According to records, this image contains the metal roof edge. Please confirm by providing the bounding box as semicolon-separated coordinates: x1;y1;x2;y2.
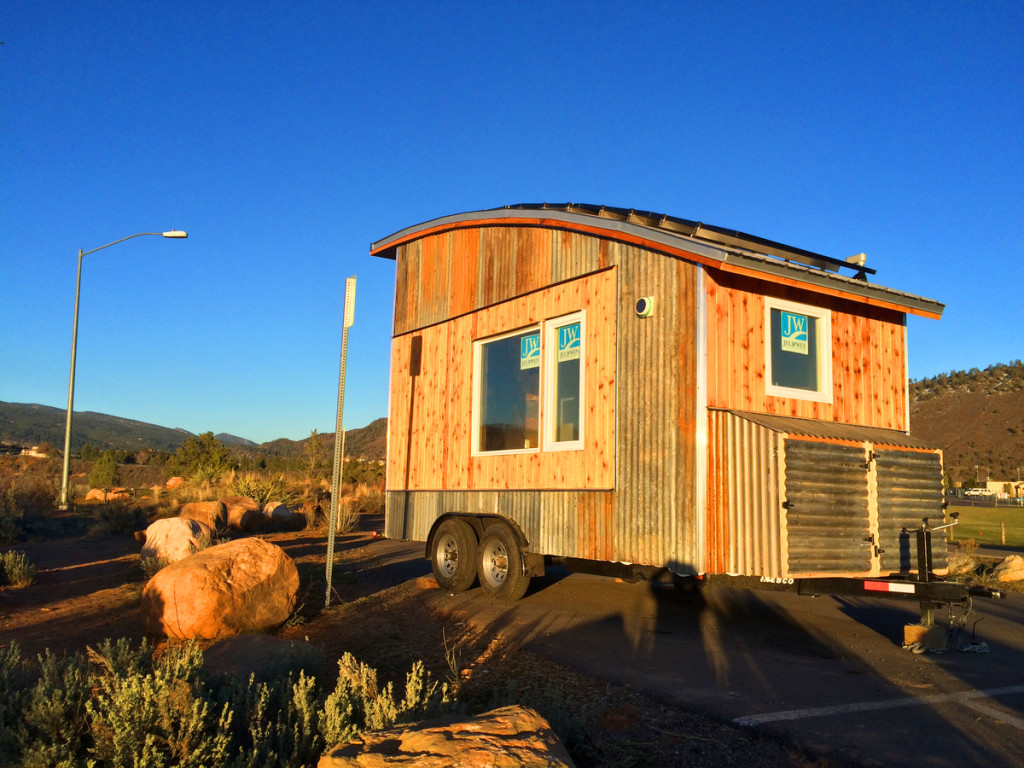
371;205;944;316
718;409;938;450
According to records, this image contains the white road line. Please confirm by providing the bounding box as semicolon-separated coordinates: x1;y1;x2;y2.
961;700;1024;731
733;685;1024;727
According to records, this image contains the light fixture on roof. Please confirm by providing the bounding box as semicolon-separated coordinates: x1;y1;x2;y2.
846;253;868;281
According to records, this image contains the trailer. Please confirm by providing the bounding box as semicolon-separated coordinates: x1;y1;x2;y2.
370;203;1002;644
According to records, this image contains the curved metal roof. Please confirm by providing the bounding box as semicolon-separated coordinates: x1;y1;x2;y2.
371;202;943;318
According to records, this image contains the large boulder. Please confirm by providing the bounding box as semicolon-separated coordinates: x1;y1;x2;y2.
318;705;576;768
138;517;212;564
223;495;264;531
166;476;185;490
264;501;304;530
180;500;228;530
85;487;132;502
141;537;299;640
993;555;1024;582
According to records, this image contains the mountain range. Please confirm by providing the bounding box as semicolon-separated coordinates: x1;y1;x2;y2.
0;401;387;461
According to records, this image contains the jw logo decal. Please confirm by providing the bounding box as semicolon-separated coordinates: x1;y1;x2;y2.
557;323;581;362
520;333;541;370
780;311;809;355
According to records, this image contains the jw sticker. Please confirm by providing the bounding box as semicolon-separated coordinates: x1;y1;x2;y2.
557;323;581;362
780;311;809;355
520;333;540;369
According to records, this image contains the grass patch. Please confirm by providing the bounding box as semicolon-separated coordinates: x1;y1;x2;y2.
948;505;1024;549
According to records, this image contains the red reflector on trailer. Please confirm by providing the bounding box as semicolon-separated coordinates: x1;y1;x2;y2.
864;581;916;594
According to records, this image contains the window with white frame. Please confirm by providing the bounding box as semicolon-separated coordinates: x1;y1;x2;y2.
544;312;584;450
472;312;585;455
764;298;832;403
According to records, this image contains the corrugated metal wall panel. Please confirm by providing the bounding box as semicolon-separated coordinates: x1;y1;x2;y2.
875;449;947;572
783;440;871;574
386;490;614;561
614;246;698;572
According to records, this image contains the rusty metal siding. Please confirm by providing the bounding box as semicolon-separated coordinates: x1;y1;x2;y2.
783;440;871;575
875;449;947;572
720;412;784;576
613;246;700;571
386;490;606;560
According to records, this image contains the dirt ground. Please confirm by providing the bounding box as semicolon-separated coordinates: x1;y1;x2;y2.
0;512;851;767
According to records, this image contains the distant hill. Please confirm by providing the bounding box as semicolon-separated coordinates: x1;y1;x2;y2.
0;401;192;453
0;401;387;461
909;361;1024;485
256;418;387;462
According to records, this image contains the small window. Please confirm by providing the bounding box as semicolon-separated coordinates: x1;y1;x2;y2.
765;298;832;403
544;312;585;450
473;327;541;453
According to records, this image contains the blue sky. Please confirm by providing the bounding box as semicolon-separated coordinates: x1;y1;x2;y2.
2;1;1021;444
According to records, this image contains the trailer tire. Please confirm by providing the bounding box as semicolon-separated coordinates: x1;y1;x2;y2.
431;518;478;593
477;524;530;601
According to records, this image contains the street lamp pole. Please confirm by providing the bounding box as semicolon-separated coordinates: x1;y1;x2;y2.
59;230;188;510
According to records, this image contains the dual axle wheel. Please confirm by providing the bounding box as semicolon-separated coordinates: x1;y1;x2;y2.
430;518;529;601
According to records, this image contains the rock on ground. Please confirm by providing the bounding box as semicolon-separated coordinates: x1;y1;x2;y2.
994;555;1024;582
265;501;305;530
138;517;212;564
223;495;264;531
141;537;299;640
180;500;228;530
318;705;576;768
85;487;131;501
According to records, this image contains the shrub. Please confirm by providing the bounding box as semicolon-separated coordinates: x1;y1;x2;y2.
88;452;121;488
0;486;22;544
89;501;148;537
230;473;295;510
0;639;455;768
0;550;37;587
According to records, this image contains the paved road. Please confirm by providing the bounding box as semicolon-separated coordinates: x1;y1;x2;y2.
405;555;1024;767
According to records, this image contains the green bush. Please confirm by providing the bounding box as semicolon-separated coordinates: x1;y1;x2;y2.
88;452;121;489
0;550;37;587
229;473;294;510
0;639;455;768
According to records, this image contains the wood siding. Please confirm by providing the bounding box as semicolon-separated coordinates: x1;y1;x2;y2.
388;269;617;491
704;269;908;430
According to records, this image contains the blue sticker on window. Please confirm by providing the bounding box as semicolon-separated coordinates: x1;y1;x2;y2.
520;333;540;369
557;323;581;362
779;311;808;355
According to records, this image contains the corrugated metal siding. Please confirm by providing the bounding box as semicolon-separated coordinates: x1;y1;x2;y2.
614;246;699;571
784;439;871;574
875;449;947;572
386;490;612;560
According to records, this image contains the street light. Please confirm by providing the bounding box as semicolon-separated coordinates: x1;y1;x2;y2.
59;230;189;510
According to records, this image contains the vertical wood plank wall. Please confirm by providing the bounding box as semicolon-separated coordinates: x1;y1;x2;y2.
388;269;617;490
703;269;908;430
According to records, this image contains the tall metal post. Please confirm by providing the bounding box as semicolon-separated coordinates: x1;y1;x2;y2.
59;250;85;510
326;276;356;608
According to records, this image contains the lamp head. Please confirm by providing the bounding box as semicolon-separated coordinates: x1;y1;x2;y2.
162;230;188;239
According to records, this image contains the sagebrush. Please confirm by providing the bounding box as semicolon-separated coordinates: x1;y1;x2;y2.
0;639;455;768
0;550;37;588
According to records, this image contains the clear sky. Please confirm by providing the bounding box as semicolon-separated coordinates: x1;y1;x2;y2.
2;1;1021;444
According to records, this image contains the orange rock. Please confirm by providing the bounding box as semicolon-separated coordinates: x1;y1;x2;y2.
223;495;264;531
141;537;299;640
318;705;576;768
180;500;227;530
139;517;212;565
166;476;185;489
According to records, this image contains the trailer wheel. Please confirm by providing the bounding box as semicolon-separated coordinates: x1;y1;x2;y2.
431;518;478;592
477;525;530;601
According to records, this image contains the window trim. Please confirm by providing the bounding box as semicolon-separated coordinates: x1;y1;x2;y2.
764;297;833;404
471;324;542;457
542;311;586;452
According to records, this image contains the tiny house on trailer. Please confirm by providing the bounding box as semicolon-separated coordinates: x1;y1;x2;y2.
370;203;998;618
